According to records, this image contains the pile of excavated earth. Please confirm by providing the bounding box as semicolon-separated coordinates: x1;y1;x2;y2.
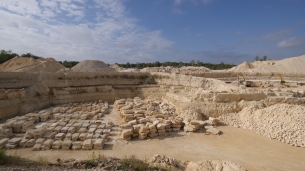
71;60;116;72
220;103;305;147
229;54;305;73
0;57;65;72
0;101;113;151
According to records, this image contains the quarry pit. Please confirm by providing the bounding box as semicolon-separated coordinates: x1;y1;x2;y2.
1;57;305;170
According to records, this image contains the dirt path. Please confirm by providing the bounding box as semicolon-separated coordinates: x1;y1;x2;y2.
7;106;305;171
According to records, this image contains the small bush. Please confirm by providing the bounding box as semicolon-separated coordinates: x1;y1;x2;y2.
37;155;49;166
10;151;22;165
0;147;6;162
84;152;104;167
137;74;149;80
119;155;149;171
152;74;170;80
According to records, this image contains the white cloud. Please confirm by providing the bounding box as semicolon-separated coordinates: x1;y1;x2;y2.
261;29;293;41
0;0;174;63
277;37;305;49
172;8;185;15
174;0;185;5
173;0;214;5
202;0;214;5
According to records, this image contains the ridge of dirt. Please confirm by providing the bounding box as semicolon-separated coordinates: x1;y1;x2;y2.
0;57;65;73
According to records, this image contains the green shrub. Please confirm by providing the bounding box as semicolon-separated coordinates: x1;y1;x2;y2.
119;155;149;171
84;152;103;167
0;147;6;162
37;155;49;166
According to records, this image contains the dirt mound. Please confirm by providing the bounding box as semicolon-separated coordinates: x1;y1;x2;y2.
229;54;305;73
110;64;121;71
220;103;305;147
228;61;254;72
185;160;247;171
71;60;116;72
0;57;65;72
252;54;305;73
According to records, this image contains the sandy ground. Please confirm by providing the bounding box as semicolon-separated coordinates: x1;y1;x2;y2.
7;106;305;171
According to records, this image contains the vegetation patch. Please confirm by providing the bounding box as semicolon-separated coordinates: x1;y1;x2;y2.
152;74;170;80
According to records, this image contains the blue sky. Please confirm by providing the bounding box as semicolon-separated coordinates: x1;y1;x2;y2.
0;0;304;64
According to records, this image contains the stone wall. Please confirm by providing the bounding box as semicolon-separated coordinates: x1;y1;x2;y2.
0;72;163;119
0;72;153;89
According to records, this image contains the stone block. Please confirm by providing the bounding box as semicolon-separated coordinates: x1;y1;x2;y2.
26;139;36;147
19;139;28;147
42;139;54;150
61;127;69;133
58;121;67;127
52;140;62;150
43;132;56;139
55;133;66;140
206;128;220;135
78;128;88;133
86;133;93;139
53;126;63;133
0;138;9;147
8;137;22;145
62;140;72;150
72;141;82;150
88;128;96;134
82;123;90;128
65;133;72;140
32;144;41;151
50;122;59;127
82;139;93;150
93;138;104;150
102;129;111;136
0;129;12;138
68;127;76;134
79;133;87;141
72;133;80;142
35;138;45;145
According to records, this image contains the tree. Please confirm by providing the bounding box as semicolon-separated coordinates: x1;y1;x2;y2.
255;56;259;61
263;56;267;61
190;60;195;66
0;49;19;64
126;62;130;68
21;53;41;59
154;61;161;67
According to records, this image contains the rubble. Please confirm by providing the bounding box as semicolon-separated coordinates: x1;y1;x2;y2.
220;103;305;147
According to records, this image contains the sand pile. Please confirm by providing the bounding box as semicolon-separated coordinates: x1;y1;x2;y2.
229;54;305;73
110;64;121;71
0;57;65;72
252;54;305;73
71;60;116;72
220;103;305;147
228;61;254;72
